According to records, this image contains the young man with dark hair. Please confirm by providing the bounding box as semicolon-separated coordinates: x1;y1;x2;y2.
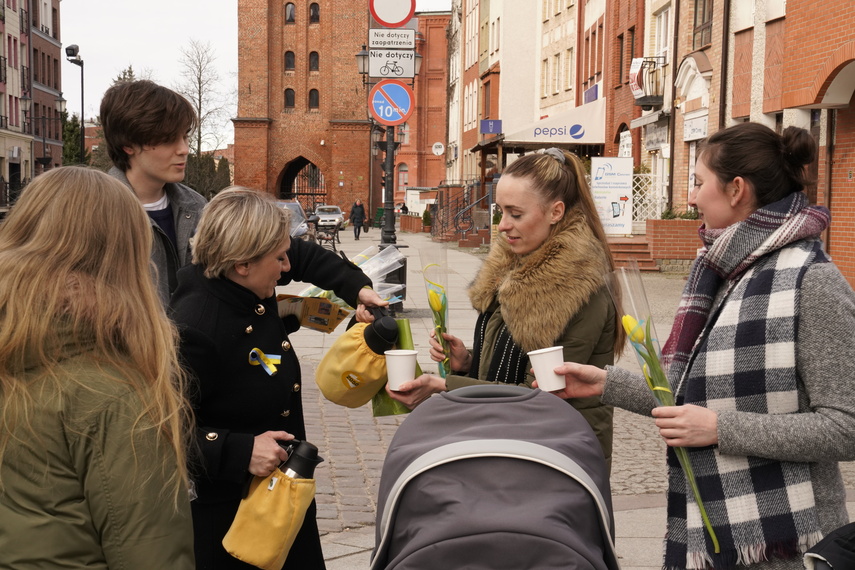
100;80;207;304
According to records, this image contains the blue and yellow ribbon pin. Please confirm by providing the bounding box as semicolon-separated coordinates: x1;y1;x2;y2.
248;348;281;376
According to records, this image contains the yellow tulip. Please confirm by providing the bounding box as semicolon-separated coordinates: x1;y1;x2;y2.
428;289;445;312
622;314;645;343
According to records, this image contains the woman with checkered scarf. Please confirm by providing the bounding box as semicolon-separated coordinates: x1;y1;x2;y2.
552;122;855;569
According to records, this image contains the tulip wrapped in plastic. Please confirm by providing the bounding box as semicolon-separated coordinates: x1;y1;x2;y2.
607;262;720;553
420;249;450;378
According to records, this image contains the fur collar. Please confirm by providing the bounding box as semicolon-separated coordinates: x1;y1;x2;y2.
468;209;610;353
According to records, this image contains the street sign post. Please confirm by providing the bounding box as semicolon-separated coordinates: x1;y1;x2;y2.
369;0;416;28
368;49;416;78
369;79;415;126
369;28;415;49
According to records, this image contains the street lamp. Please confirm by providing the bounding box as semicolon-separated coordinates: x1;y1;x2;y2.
22;94;68;171
65;44;84;163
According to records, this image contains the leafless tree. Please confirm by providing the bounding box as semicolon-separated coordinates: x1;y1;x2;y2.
175;39;230;156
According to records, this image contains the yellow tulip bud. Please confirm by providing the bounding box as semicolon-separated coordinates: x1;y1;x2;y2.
622;315;645;343
428;289;445;312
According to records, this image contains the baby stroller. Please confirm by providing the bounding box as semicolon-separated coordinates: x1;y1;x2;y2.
371;384;620;570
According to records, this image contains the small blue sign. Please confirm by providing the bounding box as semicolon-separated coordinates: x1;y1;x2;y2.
369;79;414;126
480;119;503;134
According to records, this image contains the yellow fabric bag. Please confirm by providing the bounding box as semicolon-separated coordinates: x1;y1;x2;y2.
314;321;390;408
222;469;316;570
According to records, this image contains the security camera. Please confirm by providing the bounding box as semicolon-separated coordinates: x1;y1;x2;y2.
65;45;79;58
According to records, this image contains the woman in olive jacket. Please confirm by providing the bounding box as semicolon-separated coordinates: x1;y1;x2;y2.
387;149;623;466
170;188;384;570
0;168;194;569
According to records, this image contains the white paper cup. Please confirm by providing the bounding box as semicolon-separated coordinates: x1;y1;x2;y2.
384;349;419;391
527;346;565;392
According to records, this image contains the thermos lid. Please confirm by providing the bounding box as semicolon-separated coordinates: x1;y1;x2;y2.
364;314;399;354
283;441;324;479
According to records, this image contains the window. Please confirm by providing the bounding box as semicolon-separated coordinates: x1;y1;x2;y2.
398;122;409;145
309;51;319;71
284;51;295;71
655;8;671;64
309;3;319;23
553;53;561;94
284;2;295;23
308;89;319;109
616;34;624;86
564;47;575;90
284;89;295;109
397;163;409;189
628;27;636;83
541;58;549;98
483;81;491;117
693;0;713;49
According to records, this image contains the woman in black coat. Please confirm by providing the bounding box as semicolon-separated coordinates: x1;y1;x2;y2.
349;199;366;240
170;189;385;570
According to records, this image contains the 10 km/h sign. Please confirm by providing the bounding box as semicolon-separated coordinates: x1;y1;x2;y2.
369;79;414;126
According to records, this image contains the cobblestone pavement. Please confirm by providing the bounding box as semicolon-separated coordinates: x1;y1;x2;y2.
281;228;854;569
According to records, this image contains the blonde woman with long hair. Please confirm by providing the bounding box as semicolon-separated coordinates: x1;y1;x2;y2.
0;167;195;568
387;148;624;468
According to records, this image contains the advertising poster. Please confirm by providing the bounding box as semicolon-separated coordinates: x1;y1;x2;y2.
591;157;633;235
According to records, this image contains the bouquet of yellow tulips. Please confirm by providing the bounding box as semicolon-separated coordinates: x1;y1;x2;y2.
421;250;450;378
607;262;720;553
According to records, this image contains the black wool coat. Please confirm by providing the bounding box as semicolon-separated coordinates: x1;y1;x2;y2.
170;238;370;570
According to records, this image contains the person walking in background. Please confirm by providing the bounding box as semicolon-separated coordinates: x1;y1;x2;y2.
553;123;855;569
400;202;409;215
0;167;195;568
170;188;386;569
100;79;207;305
350;198;366;240
387;148;624;467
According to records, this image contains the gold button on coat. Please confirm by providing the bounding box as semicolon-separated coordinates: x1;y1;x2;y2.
281;340;291;351
205;432;218;441
280;410;291;417
255;304;265;315
293;383;301;392
245;325;253;334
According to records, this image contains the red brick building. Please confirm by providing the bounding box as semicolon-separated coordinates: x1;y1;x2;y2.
233;1;449;218
392;13;450;207
605;0;644;161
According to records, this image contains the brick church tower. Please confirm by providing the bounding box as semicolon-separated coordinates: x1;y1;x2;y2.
234;0;372;212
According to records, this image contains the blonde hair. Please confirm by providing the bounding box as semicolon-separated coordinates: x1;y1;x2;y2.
192;187;291;278
0;167;191;501
502;150;625;353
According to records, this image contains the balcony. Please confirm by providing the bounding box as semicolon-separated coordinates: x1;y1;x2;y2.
630;57;666;111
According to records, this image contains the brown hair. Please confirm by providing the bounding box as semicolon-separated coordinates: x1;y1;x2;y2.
699;122;817;207
502;149;625;353
0;167;191;502
100;80;198;172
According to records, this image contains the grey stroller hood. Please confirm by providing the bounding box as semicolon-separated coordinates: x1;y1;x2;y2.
372;385;620;570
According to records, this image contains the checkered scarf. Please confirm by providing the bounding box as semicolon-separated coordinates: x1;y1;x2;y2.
661;192;830;569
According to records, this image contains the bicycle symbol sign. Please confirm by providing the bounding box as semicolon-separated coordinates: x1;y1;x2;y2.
368;79;414;126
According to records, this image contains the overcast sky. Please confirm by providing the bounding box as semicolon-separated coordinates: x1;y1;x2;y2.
60;0;452;149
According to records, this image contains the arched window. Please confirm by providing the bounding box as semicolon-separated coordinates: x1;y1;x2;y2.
284;51;295;71
309;3;320;23
397;163;409;189
284;3;295;23
309;52;319;71
308;89;319;109
284;89;295;109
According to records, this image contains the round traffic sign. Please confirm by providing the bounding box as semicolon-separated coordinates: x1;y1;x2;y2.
369;0;416;28
368;79;414;126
